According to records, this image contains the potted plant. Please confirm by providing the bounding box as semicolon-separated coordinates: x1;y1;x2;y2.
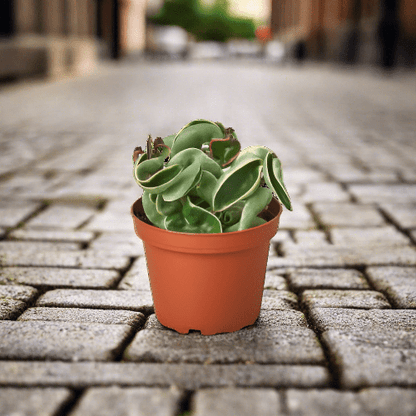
131;119;292;335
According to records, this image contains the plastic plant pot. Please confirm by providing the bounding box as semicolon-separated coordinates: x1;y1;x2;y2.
131;196;282;335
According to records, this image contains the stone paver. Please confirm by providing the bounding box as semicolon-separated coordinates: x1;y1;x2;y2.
0;60;416;411
0;201;42;227
286;388;416;416
261;289;299;310
0;250;130;270
287;268;369;291
0;361;330;389
268;245;416;268
118;256;150;291
25;204;96;229
0;388;74;416
366;266;416;308
309;308;416;332
322;329;416;388
348;184;416;204
312;202;386;227
70;386;183;416
18;307;146;329
380;203;416;229
0;240;81;252
0;321;134;361
36;289;154;313
192;388;280;416
9;228;95;243
124;327;325;365
330;226;411;246
301;289;391;310
0;267;120;289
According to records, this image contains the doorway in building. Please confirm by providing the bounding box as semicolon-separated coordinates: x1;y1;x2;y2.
96;0;120;59
0;0;14;37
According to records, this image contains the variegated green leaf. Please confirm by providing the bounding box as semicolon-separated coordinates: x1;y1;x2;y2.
137;164;183;194
182;196;222;233
142;191;166;229
170;120;224;157
195;170;218;204
162;162;202;202
238;186;272;231
263;152;292;211
156;194;182;216
212;155;263;212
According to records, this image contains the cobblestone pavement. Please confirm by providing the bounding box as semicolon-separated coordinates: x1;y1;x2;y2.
0;61;416;415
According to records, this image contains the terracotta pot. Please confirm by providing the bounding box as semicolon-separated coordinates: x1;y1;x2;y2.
131;196;282;335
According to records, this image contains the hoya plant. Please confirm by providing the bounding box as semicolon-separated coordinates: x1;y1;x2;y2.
132;119;292;233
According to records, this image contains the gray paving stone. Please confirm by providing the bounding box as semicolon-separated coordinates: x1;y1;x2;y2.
309;308;416;332
322;329;416;388
330;226;411;246
124;327;325;365
264;271;289;290
25;204;96;229
18;307;146;329
287;269;369;291
70;386;183;416
0;285;38;303
145;309;308;330
118;257;150;291
270;229;292;245
0;299;26;319
0;267;120;289
0;387;74;416
0;240;81;252
293;230;329;246
0;321;134;361
192;388;281;416
89;231;145;257
36;289;154;313
9;228;95;243
0;201;42;227
262;290;298;310
358;387;416;416
0;250;130;270
286;389;363;416
380;203;416;229
269;245;416;268
0;361;330;389
278;204;315;230
84;212;134;232
301;290;390;310
301;182;351;203
312;202;385;227
348;184;416;204
366;266;416;308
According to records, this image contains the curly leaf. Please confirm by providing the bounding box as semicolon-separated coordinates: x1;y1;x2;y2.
238;186;272;231
162;162;202;202
195;170;218;204
142;191;166;229
209;135;241;167
263;152;292;211
217;201;244;227
156;194;182;216
168;148;222;178
134;157;164;183
212;155;263;212
136;164;183;194
182;196;222;233
170;120;224;157
224;216;266;232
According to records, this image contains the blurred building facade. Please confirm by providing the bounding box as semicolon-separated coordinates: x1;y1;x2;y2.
271;0;416;67
0;0;147;81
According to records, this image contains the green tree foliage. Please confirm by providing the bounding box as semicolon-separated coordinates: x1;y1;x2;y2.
149;0;256;42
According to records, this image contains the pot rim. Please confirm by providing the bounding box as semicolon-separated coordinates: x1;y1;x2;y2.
131;195;283;253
